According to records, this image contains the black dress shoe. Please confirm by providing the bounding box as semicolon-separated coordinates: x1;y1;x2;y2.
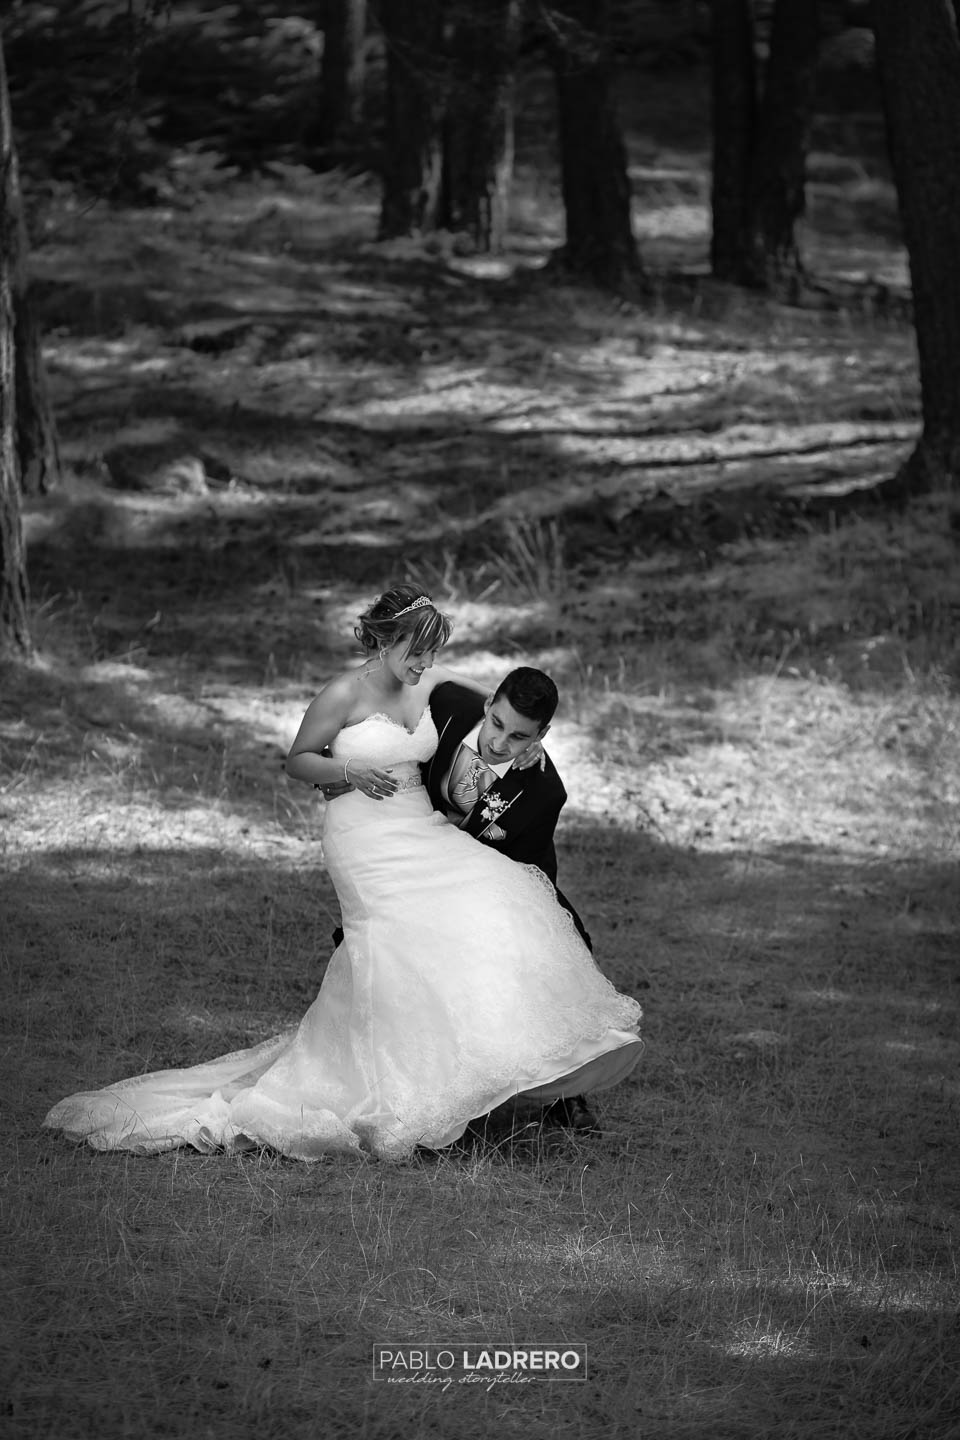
543;1095;601;1135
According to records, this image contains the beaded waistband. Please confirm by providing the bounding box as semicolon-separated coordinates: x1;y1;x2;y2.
389;772;424;793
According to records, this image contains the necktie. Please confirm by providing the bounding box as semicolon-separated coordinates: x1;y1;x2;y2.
449;744;494;815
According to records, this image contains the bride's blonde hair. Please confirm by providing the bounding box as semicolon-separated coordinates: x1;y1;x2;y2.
355;585;453;657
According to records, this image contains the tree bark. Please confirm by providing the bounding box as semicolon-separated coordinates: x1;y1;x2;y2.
549;0;643;290
440;0;521;252
710;0;756;281
744;0;819;292
317;0;367;146
1;26;59;496
377;0;446;238
15;281;59;496
711;0;819;294
874;0;960;494
0;36;31;658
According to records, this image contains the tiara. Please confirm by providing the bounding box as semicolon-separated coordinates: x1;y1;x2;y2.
393;595;433;618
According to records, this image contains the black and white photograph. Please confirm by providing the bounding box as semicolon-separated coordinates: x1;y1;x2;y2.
1;2;958;1436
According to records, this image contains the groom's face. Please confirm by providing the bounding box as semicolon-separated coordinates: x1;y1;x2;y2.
477;695;548;765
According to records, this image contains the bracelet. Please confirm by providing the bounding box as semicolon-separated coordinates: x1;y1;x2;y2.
315;759;352;792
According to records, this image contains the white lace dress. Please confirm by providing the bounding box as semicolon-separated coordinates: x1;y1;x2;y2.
44;711;642;1160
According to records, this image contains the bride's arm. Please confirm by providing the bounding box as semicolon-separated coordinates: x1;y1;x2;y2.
285;679;398;799
422;664;490;698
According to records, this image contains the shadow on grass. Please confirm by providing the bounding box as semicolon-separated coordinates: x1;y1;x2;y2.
3;824;956;1142
17;156;940;718
0;647;300;809
549;1288;959;1438
2;826;957;1438
2;807;957;1440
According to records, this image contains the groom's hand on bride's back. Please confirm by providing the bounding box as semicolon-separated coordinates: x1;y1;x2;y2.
319;780;353;799
318;745;355;800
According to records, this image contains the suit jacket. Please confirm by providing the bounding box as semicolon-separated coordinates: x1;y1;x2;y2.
423;682;591;947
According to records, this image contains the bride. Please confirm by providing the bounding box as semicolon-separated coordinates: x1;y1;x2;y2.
44;587;643;1160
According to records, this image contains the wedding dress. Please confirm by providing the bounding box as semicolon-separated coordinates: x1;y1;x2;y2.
44;711;642;1160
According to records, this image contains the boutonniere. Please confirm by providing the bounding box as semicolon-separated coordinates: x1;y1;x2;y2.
480;791;509;823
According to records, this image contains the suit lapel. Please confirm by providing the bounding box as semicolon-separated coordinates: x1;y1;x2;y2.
462;768;524;840
425;686;485;802
462;759;561;843
423;715;455;796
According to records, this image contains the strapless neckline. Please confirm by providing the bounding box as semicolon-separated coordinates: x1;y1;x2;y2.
345;709;431;738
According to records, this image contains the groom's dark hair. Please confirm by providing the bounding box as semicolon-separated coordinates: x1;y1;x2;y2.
493;668;558;730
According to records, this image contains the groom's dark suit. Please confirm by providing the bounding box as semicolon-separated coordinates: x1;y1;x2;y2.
423;682;591;949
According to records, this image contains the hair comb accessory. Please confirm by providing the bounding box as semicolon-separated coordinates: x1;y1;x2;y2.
393;595;433;618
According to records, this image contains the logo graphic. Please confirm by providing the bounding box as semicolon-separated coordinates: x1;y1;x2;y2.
372;1343;588;1387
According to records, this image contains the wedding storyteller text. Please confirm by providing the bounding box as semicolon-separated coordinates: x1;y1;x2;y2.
372;1344;588;1385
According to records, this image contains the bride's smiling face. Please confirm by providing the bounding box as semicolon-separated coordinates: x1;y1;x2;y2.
386;638;441;686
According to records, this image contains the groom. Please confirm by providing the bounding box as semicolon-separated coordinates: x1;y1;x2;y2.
424;667;591;950
425;667;599;1139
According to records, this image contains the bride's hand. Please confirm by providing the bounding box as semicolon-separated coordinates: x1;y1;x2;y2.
345;761;399;800
514;739;546;772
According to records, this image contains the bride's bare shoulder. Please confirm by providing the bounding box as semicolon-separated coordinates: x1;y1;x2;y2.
303;669;367;717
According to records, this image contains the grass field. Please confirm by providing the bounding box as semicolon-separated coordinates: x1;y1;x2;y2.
3;59;960;1439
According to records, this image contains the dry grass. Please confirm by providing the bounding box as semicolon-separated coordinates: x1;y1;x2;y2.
3;149;960;1437
4;541;958;1438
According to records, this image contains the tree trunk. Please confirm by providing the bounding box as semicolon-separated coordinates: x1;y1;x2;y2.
15;282;60;496
710;0;756;282
874;0;960;494
549;0;643;290
744;0;820;292
1;27;59;497
0;37;31;658
440;0;521;253
377;0;446;238
317;0;367;146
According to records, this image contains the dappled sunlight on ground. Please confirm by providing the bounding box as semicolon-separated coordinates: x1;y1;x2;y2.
5;90;960;1439
30;156;924;585
560;670;958;856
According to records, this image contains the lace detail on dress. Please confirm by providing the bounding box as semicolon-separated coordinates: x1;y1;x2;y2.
365;858;642;1153
331;709;438;766
347;710;432;737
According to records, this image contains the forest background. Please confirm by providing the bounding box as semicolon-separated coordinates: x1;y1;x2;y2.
1;2;958;1438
